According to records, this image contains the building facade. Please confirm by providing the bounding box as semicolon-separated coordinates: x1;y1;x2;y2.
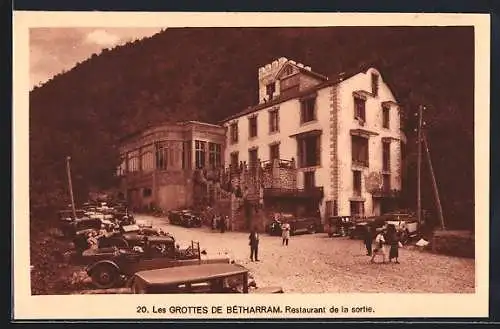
221;57;406;221
117;121;226;211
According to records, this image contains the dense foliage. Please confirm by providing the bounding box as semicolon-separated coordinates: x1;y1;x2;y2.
29;27;474;228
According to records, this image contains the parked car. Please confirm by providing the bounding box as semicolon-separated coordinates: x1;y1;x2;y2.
129;263;284;294
180;210;202;228
325;216;355;237
58;209;102;238
267;213;320;236
379;212;419;244
348;216;385;239
168;210;183;225
83;240;230;289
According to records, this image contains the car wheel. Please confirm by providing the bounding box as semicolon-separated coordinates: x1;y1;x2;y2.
91;263;120;289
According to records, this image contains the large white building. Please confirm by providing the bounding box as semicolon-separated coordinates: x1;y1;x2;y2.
221;57;406;220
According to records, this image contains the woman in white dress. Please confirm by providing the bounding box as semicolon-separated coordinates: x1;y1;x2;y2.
281;220;291;246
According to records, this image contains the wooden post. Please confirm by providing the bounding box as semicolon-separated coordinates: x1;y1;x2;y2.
66;156;77;219
416;105;423;226
423;133;446;230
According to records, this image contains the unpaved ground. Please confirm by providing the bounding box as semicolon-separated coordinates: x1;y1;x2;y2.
135;215;475;293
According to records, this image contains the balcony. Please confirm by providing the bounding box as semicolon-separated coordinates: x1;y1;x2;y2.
263;186;324;200
371;188;401;199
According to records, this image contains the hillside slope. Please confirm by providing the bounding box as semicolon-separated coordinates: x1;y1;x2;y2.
29;27;474;228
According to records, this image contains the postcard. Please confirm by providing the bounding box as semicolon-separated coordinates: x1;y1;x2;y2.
12;11;490;320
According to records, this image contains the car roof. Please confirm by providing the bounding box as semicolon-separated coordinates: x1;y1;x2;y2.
134;263;248;286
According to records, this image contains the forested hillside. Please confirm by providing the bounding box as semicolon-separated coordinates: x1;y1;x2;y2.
29;26;474;228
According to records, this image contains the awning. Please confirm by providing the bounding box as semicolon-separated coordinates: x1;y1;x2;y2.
289;129;322;139
350;128;379;138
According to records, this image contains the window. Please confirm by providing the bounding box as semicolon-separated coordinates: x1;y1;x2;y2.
230;152;239;168
182;141;191;170
383;174;391;192
266;83;275;100
350;201;365;217
371;73;379;96
248;116;258;138
143;188;152;197
382;141;391;172
351;135;369;167
248;148;259;167
353;170;362;196
117;157;126;176
195;140;206;169
269;108;279;133
304;171;316;190
326;200;338;217
141;151;154;172
382;105;390;128
155;142;168;170
283;65;293;76
208;142;222;168
298;134;321;168
269;143;280;161
354;97;366;122
230;122;238;143
300;97;316;123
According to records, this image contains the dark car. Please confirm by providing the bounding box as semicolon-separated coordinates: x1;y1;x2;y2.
83;241;231;289
168;210;183;225
325;216;355;237
129;263;284;294
180;211;202;228
101;224;175;249
348;216;386;239
267;213;320;236
59;209;102;237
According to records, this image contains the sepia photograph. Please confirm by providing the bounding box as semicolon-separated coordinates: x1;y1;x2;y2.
13;12;490;319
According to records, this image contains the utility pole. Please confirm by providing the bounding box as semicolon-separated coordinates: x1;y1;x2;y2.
66;156;77;219
416;105;424;227
423;133;446;230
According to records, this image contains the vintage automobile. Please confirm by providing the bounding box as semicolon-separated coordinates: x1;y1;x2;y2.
168;209;202;227
168;210;183;225
348;212;419;244
129;263;284;294
348;216;385;239
181;211;202;228
380;212;419;244
325;216;355;237
83;241;231;289
267;213;320;236
58;209;102;237
99;224;175;249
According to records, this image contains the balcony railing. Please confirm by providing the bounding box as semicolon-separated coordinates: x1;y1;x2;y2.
371;188;400;198
263;186;324;199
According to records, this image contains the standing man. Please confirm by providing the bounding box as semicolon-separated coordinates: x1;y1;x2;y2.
364;225;373;256
249;227;260;262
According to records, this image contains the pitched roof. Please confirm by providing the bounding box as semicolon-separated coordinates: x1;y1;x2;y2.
220;66;370;124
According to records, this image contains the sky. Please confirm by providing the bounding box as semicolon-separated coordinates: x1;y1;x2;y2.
29;27;164;89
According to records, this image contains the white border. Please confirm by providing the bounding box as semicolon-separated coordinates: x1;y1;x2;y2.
13;12;490;320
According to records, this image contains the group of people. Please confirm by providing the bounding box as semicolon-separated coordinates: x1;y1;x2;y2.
364;224;401;264
211;213;229;233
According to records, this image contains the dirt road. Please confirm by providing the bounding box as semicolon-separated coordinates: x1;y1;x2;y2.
139;214;475;293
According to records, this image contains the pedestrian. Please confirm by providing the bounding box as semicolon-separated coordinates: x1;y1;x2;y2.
387;224;401;264
370;228;387;264
363;225;373;256
281;220;291;246
249;227;260;262
220;214;226;233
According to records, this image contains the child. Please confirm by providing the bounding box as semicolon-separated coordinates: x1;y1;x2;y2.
387;224;400;264
370;228;387;264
